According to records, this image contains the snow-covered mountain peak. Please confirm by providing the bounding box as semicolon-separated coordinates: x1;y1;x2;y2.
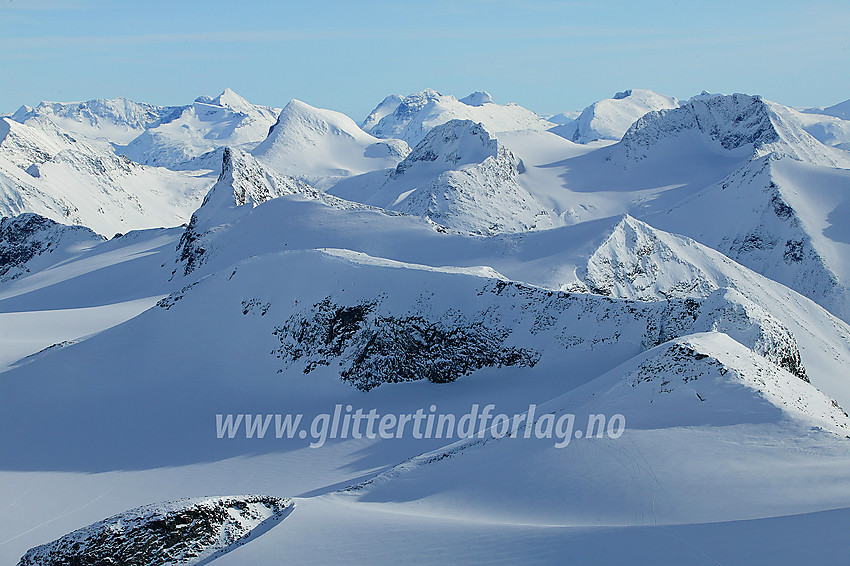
118;92;280;169
211;88;253;112
620;93;849;167
188;147;315;235
251;99;408;184
366;89;553;146
267;99;366;141
194;88;254;114
399;89;444;111
459;91;493;106
550;88;679;143
361;94;404;131
395;119;500;175
353;120;553;235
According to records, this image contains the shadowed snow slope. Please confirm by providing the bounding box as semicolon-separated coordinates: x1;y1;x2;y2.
344;332;850;528
652;155;850;322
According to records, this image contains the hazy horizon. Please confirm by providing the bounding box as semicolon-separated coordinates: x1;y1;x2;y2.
1;0;848;119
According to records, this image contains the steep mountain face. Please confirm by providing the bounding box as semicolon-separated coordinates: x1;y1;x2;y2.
0;117;210;236
330;120;552;235
0;213;104;283
269;264;808;390
365;89;554;146
17;495;291;566
620;93;850;168
189;148;316;232
11;96;180;146
361;94;404;131
575;215;850;405
119;89;280;169
177;147;323;274
652;156;850;323
550;89;679;143
252;99;409;186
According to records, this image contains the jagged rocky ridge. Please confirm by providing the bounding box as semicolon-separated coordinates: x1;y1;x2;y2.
17;495;291;566
203;250;813;390
176;147;317;274
175;148;392;275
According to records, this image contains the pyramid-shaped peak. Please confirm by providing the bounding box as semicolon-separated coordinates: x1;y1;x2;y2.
460;91;493;106
211;88;252;111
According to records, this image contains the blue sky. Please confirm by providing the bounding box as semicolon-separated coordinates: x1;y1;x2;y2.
1;0;848;119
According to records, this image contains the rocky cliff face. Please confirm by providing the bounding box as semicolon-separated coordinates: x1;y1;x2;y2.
17;495;292;566
374;120;553;234
620;93;849;168
0;213;103;282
